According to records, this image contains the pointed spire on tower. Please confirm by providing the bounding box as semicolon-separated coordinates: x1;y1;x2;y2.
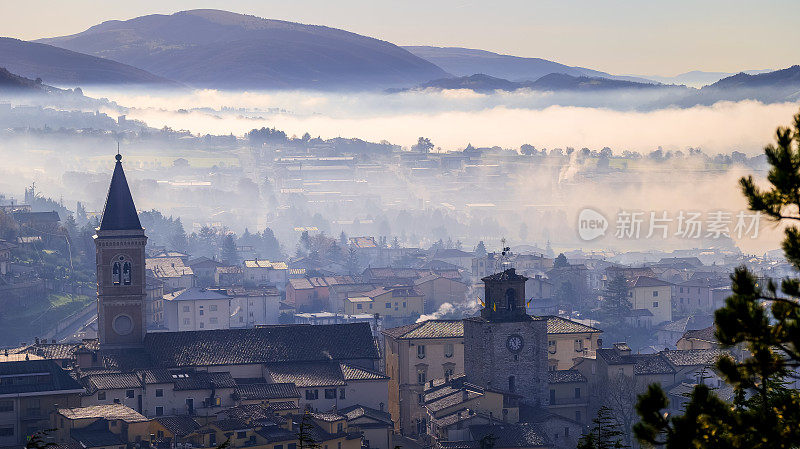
99;152;142;231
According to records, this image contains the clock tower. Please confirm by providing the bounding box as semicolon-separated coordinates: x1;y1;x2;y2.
463;268;548;405
95;153;147;349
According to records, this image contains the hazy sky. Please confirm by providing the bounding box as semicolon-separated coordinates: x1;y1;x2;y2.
1;0;798;75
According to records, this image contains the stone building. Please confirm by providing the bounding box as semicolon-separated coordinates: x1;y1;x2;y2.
463;268;548;406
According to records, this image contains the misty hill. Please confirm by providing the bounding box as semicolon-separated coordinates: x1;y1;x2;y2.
0;66;45;91
698;65;800;103
638;69;774;88
38;9;449;90
0;38;175;87
403;46;653;84
398;73;674;93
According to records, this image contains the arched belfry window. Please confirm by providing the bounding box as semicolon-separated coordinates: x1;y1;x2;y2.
122;262;132;285
112;262;121;285
506;288;517;310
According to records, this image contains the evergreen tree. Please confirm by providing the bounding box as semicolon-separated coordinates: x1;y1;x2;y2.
170;217;189;253
346;247;359;275
221;234;238;265
339;231;348;246
602;275;631;319
634;109;800;449
554;252;569;268
578;406;629;449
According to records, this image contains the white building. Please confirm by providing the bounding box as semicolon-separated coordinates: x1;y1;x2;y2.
156;287;231;332
225;287;282;328
243;259;288;290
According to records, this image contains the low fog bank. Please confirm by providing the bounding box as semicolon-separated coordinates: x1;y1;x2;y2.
81;87;800;154
0;87;794;259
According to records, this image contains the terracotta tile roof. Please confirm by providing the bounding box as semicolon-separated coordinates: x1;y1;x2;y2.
154;416;201;436
58;404;148;423
235;383;300;400
147;257;193;278
83;372;141;392
682;326;717;343
547;369;587;384
338;405;392;425
339;363;389;381
634;354;676;375
172;371;236;391
661;349;726;367
469;423;550;448
544;316;601;334
632;276;673;288
143;322;379;367
265;362;346;387
383;320;464;340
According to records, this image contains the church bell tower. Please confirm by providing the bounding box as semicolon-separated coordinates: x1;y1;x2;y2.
463;268;548;405
95;153;147;348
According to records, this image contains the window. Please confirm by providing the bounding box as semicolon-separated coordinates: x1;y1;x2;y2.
0;426;13;437
210;305;218;311
325;389;337;399
680;287;684;293
417;371;426;384
549;389;556;404
339;388;346;399
444;368;454;379
183;306;190;312
113;398;120;404
183;318;190;325
574;387;581;399
548;340;557;354
112;262;121;285
210;317;218;324
155;389;163;397
199;322;204;328
575;411;582;422
199;309;204;316
356;304;363;310
98;392;106;400
564;427;569;437
337;443;341;449
126;390;134;399
237;431;247;439
417;345;426;359
306;389;319;400
403;302;406;308
508;376;515;393
653;301;659;308
386;303;391;309
275;446;283;449
288;444;297;449
122;262;131;285
574;339;583;352
155;406;163;416
418;394;424;404
0;401;12;412
653;290;659;297
337;423;343;433
444;343;454;358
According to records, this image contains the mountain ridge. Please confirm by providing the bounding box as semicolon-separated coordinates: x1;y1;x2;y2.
37;9;450;90
0;37;176;86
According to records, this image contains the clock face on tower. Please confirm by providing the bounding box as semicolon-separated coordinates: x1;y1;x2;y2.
506;334;524;353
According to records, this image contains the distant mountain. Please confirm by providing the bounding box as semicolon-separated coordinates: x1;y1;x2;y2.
636;69;774;88
403;46;654;84
0;38;175;87
38;9;449;90
699;65;800;103
398;73;673;93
